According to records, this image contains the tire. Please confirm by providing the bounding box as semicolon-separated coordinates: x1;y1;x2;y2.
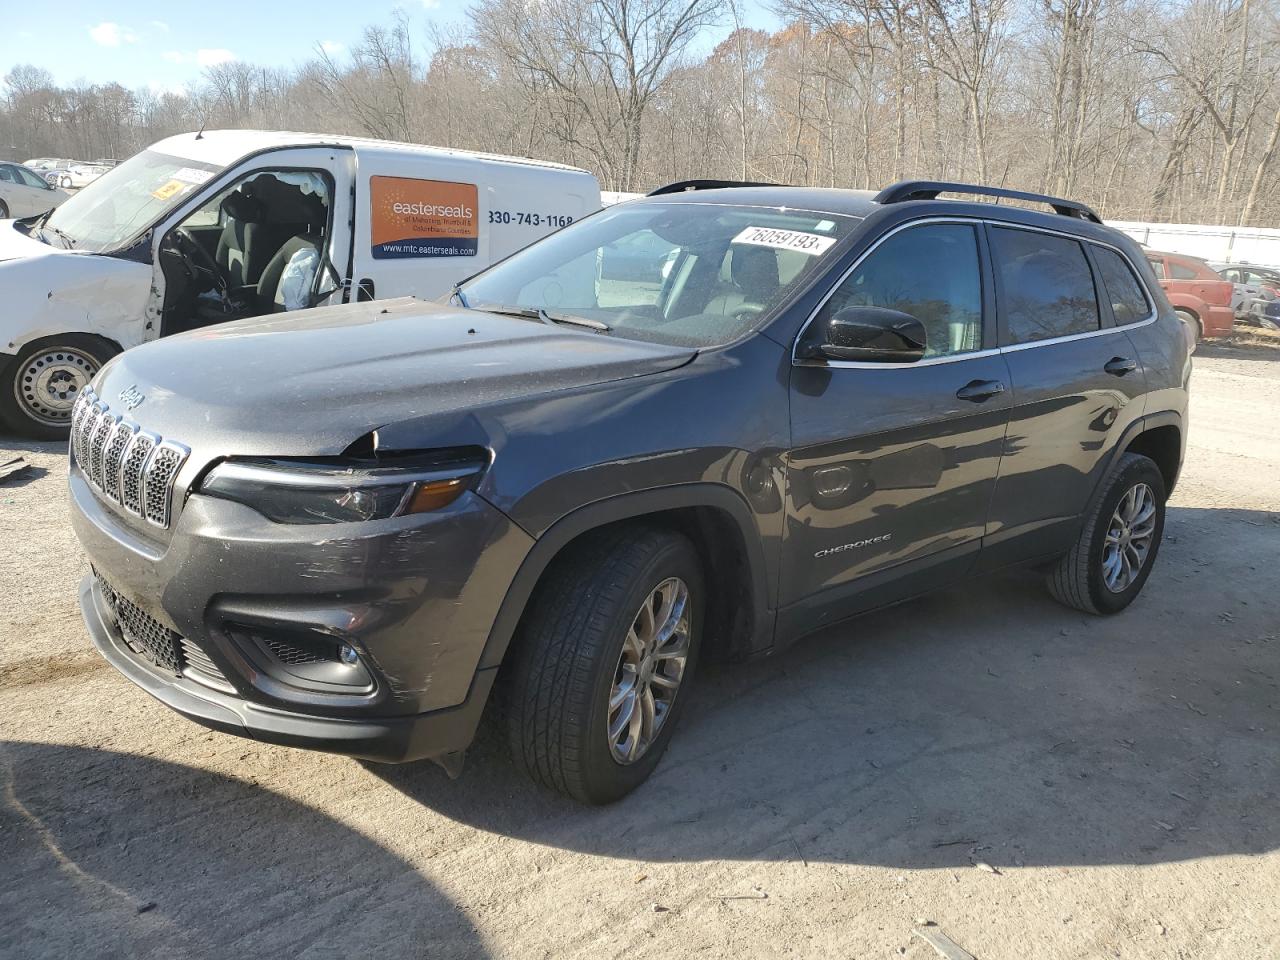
503;526;704;804
0;335;117;440
1175;308;1203;341
1047;452;1167;615
0;200;9;219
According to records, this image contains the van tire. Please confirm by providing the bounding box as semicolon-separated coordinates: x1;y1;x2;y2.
1047;452;1167;615
503;526;703;804
0;335;118;440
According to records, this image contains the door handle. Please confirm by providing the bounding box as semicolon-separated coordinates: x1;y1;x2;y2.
956;379;1006;402
1104;356;1138;376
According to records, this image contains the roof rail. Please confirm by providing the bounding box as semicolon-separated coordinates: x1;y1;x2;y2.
647;179;779;196
873;180;1102;224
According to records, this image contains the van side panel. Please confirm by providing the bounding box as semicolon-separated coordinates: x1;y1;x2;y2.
348;146;600;301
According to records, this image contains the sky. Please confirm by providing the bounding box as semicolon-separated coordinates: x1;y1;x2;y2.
0;0;781;93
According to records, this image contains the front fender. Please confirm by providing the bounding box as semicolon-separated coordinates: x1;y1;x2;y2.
475;483;777;672
0;246;151;355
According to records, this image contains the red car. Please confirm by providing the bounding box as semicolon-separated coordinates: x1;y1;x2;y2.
1145;250;1234;339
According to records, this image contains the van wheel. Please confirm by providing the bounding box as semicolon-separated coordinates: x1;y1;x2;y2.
1047;452;1167;615
1175;308;1202;341
504;527;703;804
0;335;117;440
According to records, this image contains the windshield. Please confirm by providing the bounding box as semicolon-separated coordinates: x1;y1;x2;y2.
459;201;857;348
43;150;222;252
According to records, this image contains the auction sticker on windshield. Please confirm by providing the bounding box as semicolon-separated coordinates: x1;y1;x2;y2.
370;176;479;259
733;226;837;256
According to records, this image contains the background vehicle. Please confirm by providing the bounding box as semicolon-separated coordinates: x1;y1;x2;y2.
41;160;77;189
1213;262;1280;326
0;162;68;218
63;163;112;189
71;180;1188;804
0;129;600;439
1145;249;1234;339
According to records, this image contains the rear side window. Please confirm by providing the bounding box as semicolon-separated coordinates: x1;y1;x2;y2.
814;222;984;358
1092;247;1151;325
991;227;1099;344
1147;258;1167;279
1169;260;1199;280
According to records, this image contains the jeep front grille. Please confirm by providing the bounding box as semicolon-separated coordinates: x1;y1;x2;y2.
71;387;188;529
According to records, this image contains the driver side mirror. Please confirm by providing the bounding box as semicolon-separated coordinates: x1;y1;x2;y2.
804;305;926;363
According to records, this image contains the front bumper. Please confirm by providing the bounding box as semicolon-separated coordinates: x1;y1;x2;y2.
70;459;533;761
81;574;496;761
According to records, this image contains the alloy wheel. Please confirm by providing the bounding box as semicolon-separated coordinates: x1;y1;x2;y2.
1102;482;1157;593
607;577;691;764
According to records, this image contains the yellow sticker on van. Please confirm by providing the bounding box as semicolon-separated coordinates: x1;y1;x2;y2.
370;176;478;259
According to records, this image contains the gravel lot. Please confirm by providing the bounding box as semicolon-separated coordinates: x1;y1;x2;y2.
2;346;1278;960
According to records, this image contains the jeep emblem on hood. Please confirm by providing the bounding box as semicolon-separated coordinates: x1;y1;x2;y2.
118;385;145;410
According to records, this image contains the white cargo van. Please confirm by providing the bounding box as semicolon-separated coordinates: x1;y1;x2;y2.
0;130;601;437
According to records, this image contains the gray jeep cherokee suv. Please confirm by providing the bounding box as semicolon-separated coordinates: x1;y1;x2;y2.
70;180;1190;803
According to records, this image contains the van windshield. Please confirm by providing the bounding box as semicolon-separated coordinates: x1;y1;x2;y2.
459;201;857;348
41;150;222;253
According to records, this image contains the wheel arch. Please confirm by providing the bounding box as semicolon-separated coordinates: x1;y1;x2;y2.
1113;412;1184;496
477;484;776;674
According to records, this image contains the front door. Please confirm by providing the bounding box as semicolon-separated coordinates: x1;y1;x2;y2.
781;220;1012;630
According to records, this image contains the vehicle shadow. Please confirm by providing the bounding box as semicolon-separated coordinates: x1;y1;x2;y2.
373;504;1280;873
0;742;488;960
1198;339;1280;362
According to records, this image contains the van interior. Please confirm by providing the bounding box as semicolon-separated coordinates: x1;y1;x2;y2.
158;171;332;335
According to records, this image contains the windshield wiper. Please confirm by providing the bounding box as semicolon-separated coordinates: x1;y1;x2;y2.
474;303;610;332
46;225;76;249
539;308;610;332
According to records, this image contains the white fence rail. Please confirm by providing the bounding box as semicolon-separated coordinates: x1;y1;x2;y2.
1108;220;1280;267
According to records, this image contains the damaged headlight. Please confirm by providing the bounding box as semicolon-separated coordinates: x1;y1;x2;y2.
199;449;488;524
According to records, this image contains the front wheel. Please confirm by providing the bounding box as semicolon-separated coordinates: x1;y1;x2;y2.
1047;452;1167;615
0;200;9;219
0;335;117;440
503;527;703;804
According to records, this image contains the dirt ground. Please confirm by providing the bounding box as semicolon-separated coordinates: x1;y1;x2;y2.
2;345;1278;960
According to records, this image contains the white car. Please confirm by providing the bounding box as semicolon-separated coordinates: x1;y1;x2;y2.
0;163;69;219
63;164;112;189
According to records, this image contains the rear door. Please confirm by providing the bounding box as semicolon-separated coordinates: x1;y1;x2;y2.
782;219;1013;626
978;224;1148;568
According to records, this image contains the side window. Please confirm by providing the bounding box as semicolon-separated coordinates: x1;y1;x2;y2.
1169;260;1198;280
16;166;47;189
0;166;16;184
991;227;1099;344
1092;246;1151;325
813;222;984;358
1147;257;1167;279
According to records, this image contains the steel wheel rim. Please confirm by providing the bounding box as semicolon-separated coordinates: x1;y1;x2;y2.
1102;482;1157;593
607;577;690;765
15;348;99;426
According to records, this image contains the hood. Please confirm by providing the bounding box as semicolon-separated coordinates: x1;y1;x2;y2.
0;219;69;263
93;297;697;460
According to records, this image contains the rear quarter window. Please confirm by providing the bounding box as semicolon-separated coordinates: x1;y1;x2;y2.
1092;247;1152;325
991;227;1100;344
1169;260;1199;280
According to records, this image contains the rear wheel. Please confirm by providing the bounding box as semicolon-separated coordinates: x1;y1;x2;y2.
0;335;117;440
1047;452;1167;615
503;527;703;804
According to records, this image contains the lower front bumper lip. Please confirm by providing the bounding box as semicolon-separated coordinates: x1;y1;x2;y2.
79;575;495;764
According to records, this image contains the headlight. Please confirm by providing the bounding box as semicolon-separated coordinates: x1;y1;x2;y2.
199;450;488;524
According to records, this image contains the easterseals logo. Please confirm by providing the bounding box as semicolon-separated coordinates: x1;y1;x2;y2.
370;176;478;260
